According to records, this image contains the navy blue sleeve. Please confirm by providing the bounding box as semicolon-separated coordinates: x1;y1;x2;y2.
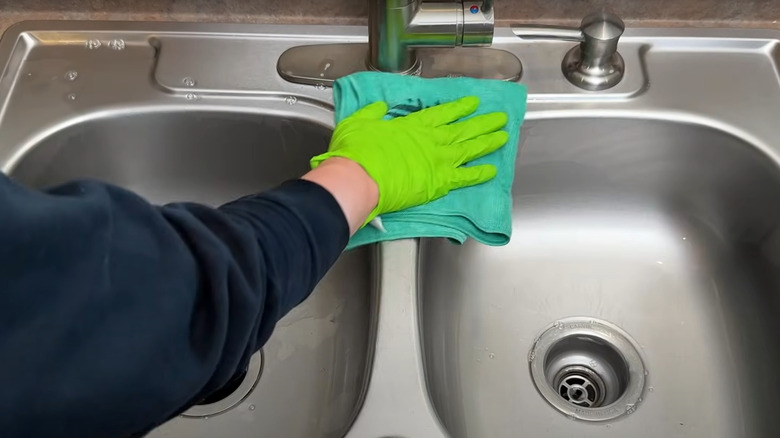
0;173;349;437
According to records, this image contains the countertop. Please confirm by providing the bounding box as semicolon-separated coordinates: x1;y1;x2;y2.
1;0;780;37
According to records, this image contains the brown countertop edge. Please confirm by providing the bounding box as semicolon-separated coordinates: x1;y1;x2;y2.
3;10;780;39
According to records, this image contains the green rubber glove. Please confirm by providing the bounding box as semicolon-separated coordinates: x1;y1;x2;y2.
310;96;509;225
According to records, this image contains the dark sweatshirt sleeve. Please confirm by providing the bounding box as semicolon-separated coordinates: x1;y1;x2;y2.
0;172;349;438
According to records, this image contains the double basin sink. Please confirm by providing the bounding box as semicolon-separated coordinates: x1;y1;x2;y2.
0;20;779;438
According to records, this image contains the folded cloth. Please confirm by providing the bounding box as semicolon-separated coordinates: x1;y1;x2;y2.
334;71;528;250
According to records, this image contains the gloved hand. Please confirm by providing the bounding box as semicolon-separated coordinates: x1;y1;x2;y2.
310;96;509;225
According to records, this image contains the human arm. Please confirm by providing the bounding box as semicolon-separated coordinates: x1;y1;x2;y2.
0;173;350;437
302;157;379;235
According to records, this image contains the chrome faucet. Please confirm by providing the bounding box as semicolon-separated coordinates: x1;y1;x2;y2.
277;2;625;91
368;0;495;73
277;0;516;85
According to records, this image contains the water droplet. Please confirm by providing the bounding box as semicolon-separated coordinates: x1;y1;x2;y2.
203;416;209;420
185;93;199;101
648;386;655;392
66;93;77;101
108;39;126;51
644;370;649;376
64;70;78;81
182;77;196;87
638;397;643;402
85;39;102;49
315;83;327;91
489;353;495;359
248;404;256;411
318;61;333;76
285;96;297;105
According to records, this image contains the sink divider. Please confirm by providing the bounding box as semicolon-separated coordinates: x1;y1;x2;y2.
344;240;448;438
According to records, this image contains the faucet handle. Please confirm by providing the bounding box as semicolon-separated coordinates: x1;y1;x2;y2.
512;11;625;91
462;0;495;47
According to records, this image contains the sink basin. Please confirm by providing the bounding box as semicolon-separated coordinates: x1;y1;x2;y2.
420;117;780;437
6;109;375;438
11;111;328;205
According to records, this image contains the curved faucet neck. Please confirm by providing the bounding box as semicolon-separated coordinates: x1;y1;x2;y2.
368;0;494;73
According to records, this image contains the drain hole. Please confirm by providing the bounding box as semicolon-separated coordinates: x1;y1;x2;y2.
543;334;630;408
555;366;606;407
529;318;647;422
197;368;248;405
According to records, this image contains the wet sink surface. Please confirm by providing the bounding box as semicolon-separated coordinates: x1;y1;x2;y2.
8;110;374;438
420;118;780;437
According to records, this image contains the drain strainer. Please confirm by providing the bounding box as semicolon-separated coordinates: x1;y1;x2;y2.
555;365;606;407
182;350;264;418
529;317;647;422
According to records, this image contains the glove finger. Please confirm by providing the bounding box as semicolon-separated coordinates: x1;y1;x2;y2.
402;96;479;127
436;111;508;144
447;130;509;166
448;164;498;189
350;101;389;120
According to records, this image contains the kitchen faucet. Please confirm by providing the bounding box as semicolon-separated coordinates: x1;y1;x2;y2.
277;0;519;85
277;1;625;91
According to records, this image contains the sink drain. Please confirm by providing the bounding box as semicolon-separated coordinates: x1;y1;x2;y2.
182;350;263;418
555;365;605;407
529;317;646;422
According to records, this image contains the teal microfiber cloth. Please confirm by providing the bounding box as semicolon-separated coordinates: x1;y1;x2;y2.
336;71;528;250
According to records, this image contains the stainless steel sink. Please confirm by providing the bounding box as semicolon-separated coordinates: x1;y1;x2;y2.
0;20;779;438
420;118;780;437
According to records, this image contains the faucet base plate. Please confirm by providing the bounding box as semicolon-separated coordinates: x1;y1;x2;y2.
277;43;522;87
417;46;522;81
